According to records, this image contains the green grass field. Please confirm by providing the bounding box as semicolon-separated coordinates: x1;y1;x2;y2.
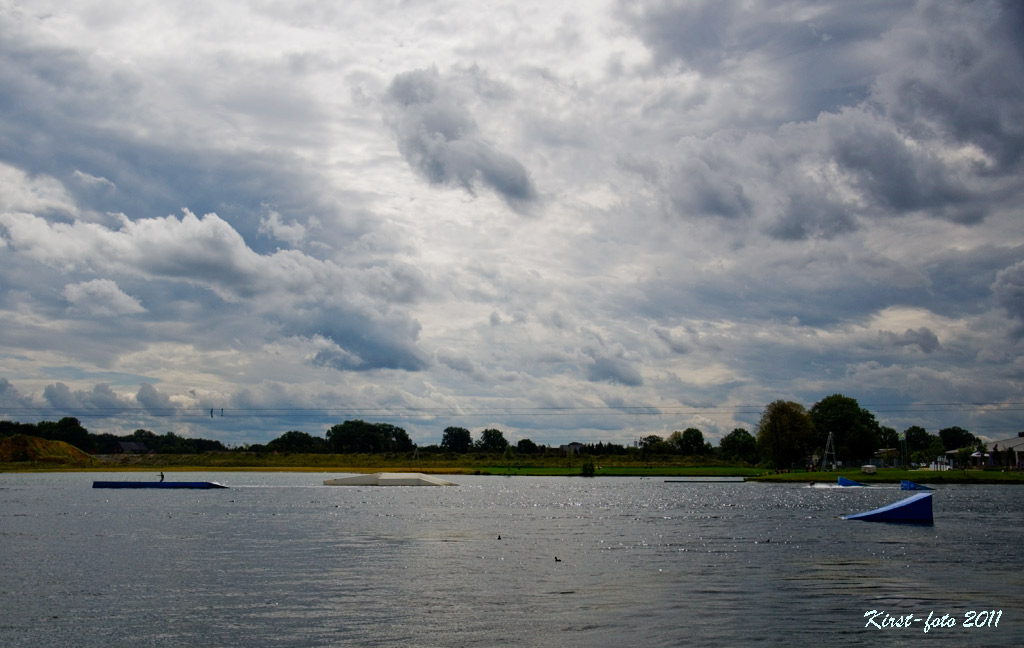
4;453;1023;483
473;465;765;477
2;436;1022;483
749;468;1024;485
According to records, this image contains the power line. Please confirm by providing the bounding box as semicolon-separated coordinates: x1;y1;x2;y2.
3;402;1023;418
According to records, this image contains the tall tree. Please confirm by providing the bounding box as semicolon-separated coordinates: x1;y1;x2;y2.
938;426;977;451
638;434;670;454
441;426;472;453
477;428;509;452
377;423;414;452
36;417;92;452
956;446;973;472
925;435;946;463
719;428;758;463
267;430;327;453
327;420;380;453
671;428;708;455
325;420;411;453
878;426;898;449
809;394;881;463
903;426;931;453
756;400;815;469
516;438;538;454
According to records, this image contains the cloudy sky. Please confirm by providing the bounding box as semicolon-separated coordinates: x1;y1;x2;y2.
2;0;1023;448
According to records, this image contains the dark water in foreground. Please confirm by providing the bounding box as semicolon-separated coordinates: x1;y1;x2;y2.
1;473;1021;647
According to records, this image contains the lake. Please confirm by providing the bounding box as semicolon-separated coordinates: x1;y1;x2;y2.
1;473;1021;647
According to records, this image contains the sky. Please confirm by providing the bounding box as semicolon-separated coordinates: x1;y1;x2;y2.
1;0;1023;448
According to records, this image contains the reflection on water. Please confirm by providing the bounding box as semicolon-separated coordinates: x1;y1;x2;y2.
1;473;1021;647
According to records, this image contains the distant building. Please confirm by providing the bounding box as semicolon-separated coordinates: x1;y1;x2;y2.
872;448;901;468
560;443;583;456
115;441;152;454
986;436;1024;469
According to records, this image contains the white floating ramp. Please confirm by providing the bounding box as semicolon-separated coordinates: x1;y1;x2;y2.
323;472;457;486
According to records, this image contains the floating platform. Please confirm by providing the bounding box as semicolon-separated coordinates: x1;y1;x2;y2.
900;480;933;490
665;477;746;483
323;472;457;486
837;476;868;487
843;492;933;524
93;481;228;489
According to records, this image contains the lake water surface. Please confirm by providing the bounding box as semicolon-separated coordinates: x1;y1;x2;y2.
1;473;1021;647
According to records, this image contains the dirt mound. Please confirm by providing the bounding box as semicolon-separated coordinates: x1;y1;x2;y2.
0;435;98;465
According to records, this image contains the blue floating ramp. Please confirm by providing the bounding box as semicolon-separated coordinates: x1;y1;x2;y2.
843;492;933;523
837;476;867;487
900;480;933;491
93;481;228;489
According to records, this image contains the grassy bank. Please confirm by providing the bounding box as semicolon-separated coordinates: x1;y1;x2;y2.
0;451;761;476
2;438;1022;483
3;454;1023;483
473;465;764;477
749;468;1024;485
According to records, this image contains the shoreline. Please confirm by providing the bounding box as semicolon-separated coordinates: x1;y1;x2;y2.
3;462;1023;484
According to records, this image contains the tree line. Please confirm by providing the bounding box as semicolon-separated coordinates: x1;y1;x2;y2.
0;419;227;454
754;394;1011;469
2;393;1019;466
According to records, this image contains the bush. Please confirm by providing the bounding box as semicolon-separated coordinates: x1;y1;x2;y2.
580;458;596;477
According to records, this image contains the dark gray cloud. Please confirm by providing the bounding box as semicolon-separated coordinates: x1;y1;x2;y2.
436;350;489;381
621;0;1024;242
0;206;429;374
825;110;977;218
0;24;359;254
42;382;130;410
136;383;175;412
765;191;857;241
0;378;37;409
874;1;1024;171
668;156;752;220
586;353;644;387
384;67;539;211
301;306;428;372
880;327;941;353
652;327;689;355
924;246;1024;319
618;0;911;120
993;261;1024;325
